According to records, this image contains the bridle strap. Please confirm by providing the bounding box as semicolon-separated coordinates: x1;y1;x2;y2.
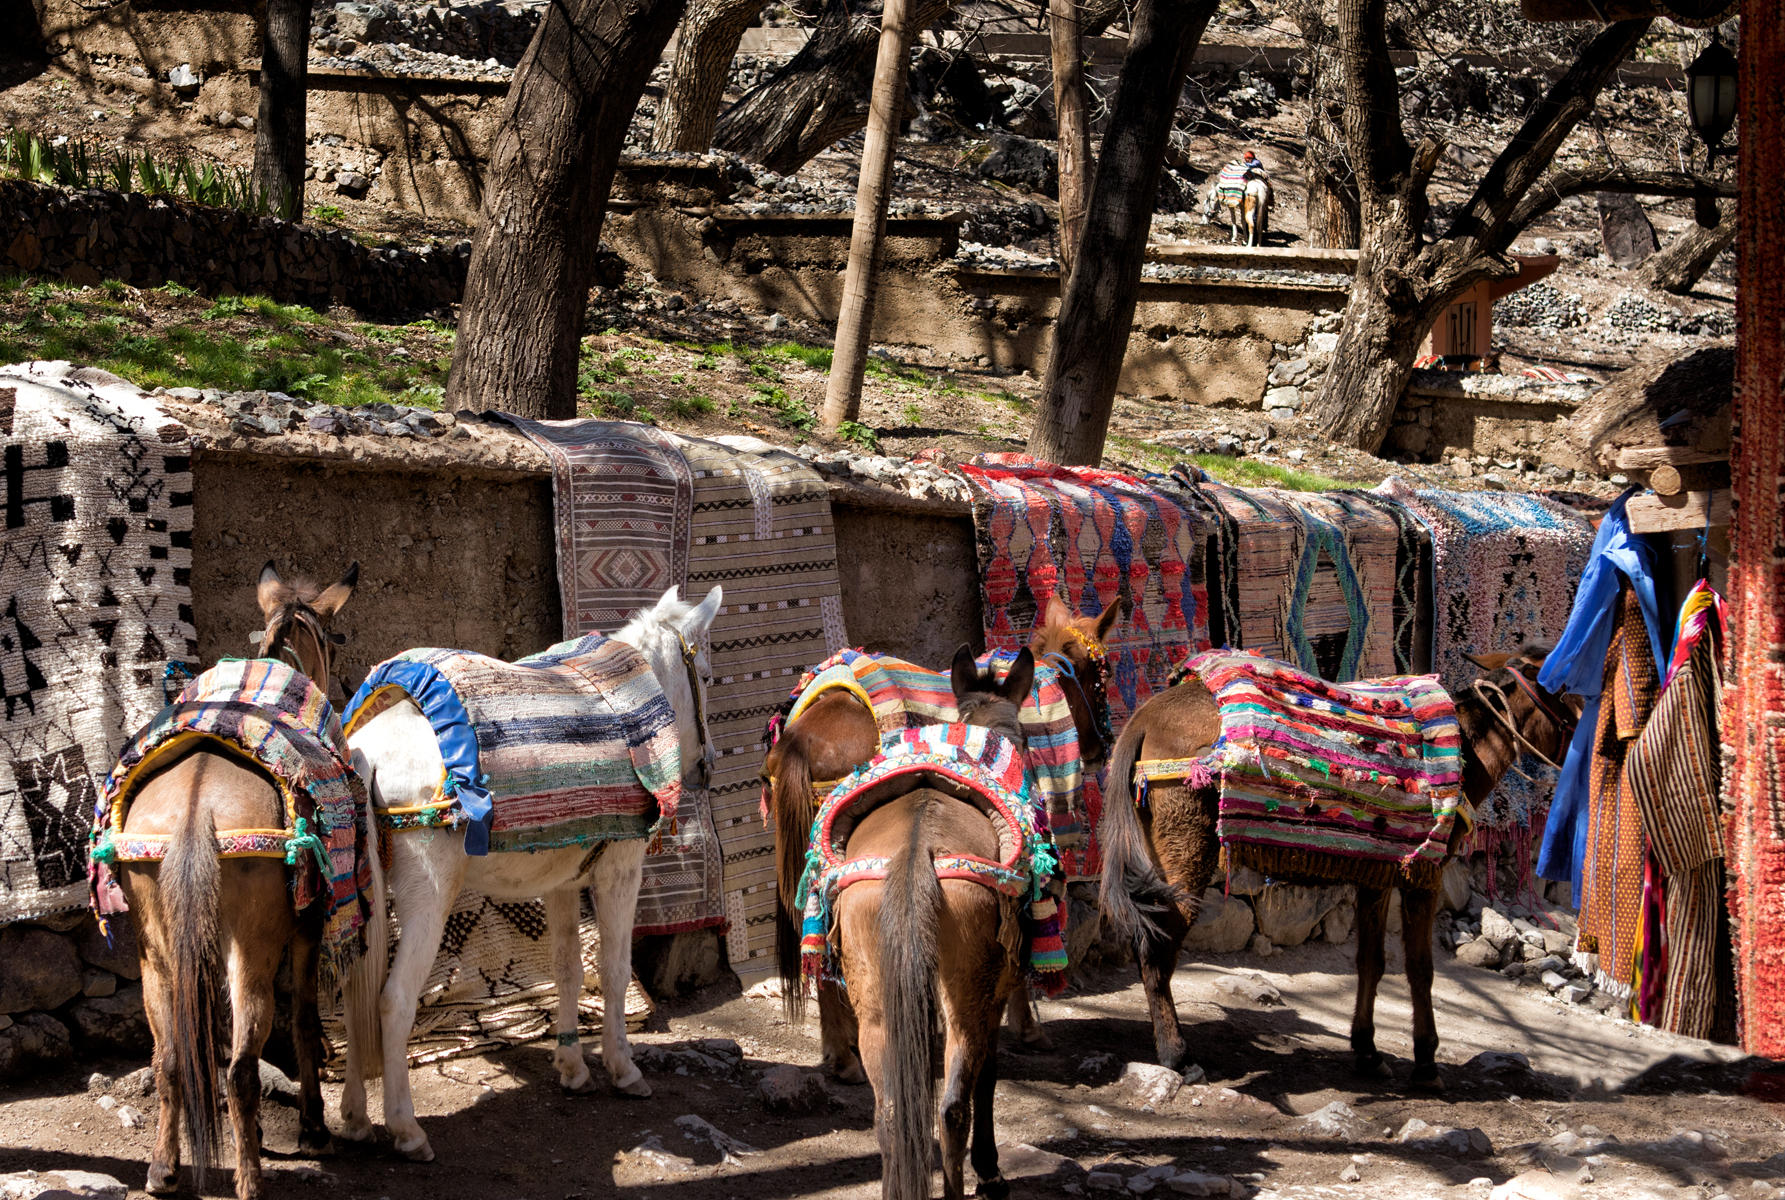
1469;674;1571;774
255;605;335;684
1502;663;1577;738
676;633;713;790
1042;650;1108;761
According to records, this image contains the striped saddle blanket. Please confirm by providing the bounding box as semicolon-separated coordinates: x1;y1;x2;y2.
796;724;1066;993
1186;649;1470;888
780;647;1095;871
1215;164;1257;198
345;634;682;856
91;658;371;984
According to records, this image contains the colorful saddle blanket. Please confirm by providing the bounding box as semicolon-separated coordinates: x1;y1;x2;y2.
1215;164;1257;198
796;724;1066;994
90;658;371;984
780;648;1098;875
344;634;681;856
1186;649;1469;888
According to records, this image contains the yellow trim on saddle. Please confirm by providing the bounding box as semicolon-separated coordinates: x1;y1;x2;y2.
343;683;407;738
1132;757;1208;784
787;677;875;725
808;778;844;798
105;830;296;860
108;730;303;838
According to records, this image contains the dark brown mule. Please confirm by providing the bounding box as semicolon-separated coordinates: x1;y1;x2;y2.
835;645;1035;1200
1097;645;1579;1088
119;561;357;1200
766;594;1119;1080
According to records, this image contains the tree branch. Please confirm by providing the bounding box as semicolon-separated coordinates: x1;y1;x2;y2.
1505;168;1737;237
1442;18;1651;254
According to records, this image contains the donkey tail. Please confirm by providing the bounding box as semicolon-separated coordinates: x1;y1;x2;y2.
164;795;222;1182
769;739;817;1018
1096;716;1177;944
880;803;940;1200
343;749;387;1079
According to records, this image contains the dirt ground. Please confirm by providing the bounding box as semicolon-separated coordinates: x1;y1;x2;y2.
5;942;1780;1200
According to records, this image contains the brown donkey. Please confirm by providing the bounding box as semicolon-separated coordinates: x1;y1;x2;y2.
832;646;1036;1200
766;593;1119;1080
117;561;357;1200
1097;646;1578;1088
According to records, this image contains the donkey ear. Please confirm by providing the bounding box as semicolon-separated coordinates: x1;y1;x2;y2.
1464;651;1512;672
1001;648;1035;706
950;643;979;701
659;584;682;610
1043;592;1073;629
312;561;359;621
683;585;723;639
1094;595;1122;641
256;561;285;618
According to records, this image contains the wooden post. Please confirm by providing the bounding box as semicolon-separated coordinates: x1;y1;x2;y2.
820;0;914;430
1724;0;1785;1061
1050;0;1092;282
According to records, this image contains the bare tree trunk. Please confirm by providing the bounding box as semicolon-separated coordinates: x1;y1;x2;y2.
1641;203;1736;294
821;0;914;428
1300;15;1359;249
713;0;950;173
1026;0;1218;467
446;0;687;420
652;0;769;152
254;0;309;218
1050;0;1093;280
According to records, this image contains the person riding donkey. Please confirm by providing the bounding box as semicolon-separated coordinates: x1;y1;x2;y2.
1205;149;1273;246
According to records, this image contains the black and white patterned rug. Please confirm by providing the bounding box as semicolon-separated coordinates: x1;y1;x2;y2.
0;362;198;921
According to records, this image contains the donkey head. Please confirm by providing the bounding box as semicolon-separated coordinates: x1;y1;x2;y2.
619;584;723;793
951;643;1035;751
256;561;358;689
1028;593;1120;766
1462;643;1581;784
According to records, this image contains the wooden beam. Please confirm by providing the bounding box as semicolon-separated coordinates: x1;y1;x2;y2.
1626;488;1731;533
1615;446;1729;470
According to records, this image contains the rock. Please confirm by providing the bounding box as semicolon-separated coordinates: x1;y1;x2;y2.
1477;907;1518;951
1164;1171;1232;1197
115;1105;144;1130
1455;938;1502;969
1212;435;1242;457
1262;386;1301;412
166;64;201;93
0;927;82;1014
1397;1118;1493;1157
1340;1164;1361;1182
1119;1061;1183;1111
1248;934;1274;957
1532;237;1556;255
1440;859;1472;913
0;1170;129;1200
1502;961;1528;979
1000;1144;1085;1183
1268;358;1309;386
1541;970;1568;991
62;984;151;1055
1529;954;1568;975
1293;1100;1371;1140
1211;974;1281;1006
1180;1063;1206;1085
615;1134;697;1177
1253;883;1346;948
1566;985;1594;1005
674;1114;755;1163
757;1065;828;1114
1128;1174;1159;1195
1596;191;1659;268
74;919;139;981
977;134;1058;196
79;968;115;998
1182;890;1254;955
1223;864;1266;896
259;1059;299;1101
1079;1052;1116;1076
1087;1170;1127;1192
1320;901;1355;944
1542;929;1574;955
1490;1170;1582;1200
335;171;370;198
1465;1050;1536;1086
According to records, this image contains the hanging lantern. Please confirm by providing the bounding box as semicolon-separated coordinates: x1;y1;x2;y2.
1685;33;1738;226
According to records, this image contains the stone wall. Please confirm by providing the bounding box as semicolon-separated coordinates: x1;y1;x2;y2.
0;914;151;1079
0;179;469;316
35;0;262;78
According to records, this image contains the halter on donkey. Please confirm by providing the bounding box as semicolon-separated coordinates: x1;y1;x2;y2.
90;561;360;1200
336;584;721;1164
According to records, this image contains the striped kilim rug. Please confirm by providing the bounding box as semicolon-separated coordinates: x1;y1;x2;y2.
959;453;1210;722
0;363;199;923
670;434;848;978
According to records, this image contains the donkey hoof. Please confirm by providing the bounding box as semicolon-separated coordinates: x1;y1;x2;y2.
1353;1052;1392;1080
298;1129;337;1157
1409;1066;1446;1092
145;1165;179;1196
824;1055;868;1086
394;1134;435;1163
1017;1029;1055;1053
336;1119;375;1145
976;1173;1011;1200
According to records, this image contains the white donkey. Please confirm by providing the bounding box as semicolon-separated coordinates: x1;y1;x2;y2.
338;585;721;1162
1203;173;1272;246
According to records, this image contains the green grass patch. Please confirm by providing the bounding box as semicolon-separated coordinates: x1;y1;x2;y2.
1185;453;1350;492
764;341;833;370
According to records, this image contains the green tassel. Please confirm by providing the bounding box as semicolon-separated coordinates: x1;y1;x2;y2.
284;816;332;875
89;833;118;865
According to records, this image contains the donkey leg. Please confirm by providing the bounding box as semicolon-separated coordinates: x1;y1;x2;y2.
1350;886;1393;1078
141;961;184;1196
378;841;465;1162
591;839;652;1097
223;925;285;1200
543;884;598;1093
938;988;1000;1200
1400;885;1443;1090
1136;909;1191;1071
288;925;334;1155
1003;984;1053;1052
970;1011;1008;1200
817;981;867;1085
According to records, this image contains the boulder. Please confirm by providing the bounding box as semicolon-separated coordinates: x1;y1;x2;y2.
1320;901;1354;944
1477;907;1518;951
1253;883;1346;948
1490;1171;1583;1200
1118;1061;1183;1111
0;927;82;1013
0;1013;72;1080
1211;973;1281;1006
1397;1117;1493;1157
1223;863;1267;897
757;1065;829;1114
1293;1100;1370;1140
1439;859;1472;913
63;984;151;1055
1455;938;1502;970
1596;191;1658;268
1182;891;1254;955
0;1171;128;1200
1164;1172;1235;1197
976;135;1059;197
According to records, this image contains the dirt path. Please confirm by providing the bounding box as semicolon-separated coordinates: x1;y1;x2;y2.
4;941;1780;1200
